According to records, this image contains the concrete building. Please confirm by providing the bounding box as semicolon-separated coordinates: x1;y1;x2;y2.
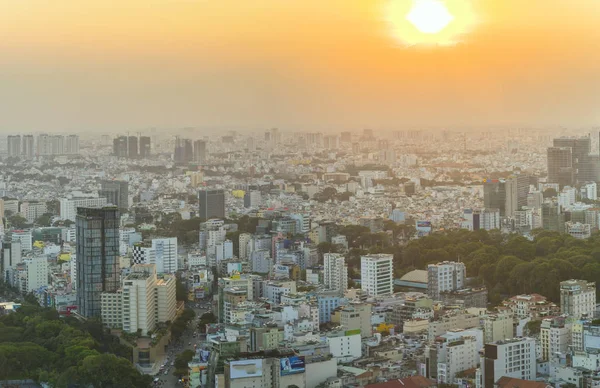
560;279;596;318
198;189;225;220
59;197;108;221
432;335;478;384
428;312;479;340
482;338;537;387
23;256;48;292
243;191;262;209
484;313;514;344
323;253;348;296
249;325;285;352
340;303;372;338
325;330;362;363
99;180;129;210
540;316;571;361
565;222;592;239
360;254;393;297
151;237;178;273
427;261;466;300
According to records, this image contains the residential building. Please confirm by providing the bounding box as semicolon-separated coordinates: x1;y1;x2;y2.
560;279;596;318
249;325;284;352
499;294;560;319
482;337;537;387
484;313;514;344
427;261;466;300
540;316;571;361
151;238;178;273
431;335;478;384
360;254;393;297
76;207;119;318
23;256;48;292
323;253;348;296
340;303;372;337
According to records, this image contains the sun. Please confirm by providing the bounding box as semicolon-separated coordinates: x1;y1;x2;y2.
385;0;478;46
406;0;454;34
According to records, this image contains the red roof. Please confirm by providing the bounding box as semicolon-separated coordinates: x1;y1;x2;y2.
365;376;437;388
495;377;549;388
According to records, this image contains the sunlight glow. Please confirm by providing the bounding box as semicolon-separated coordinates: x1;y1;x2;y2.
406;0;454;34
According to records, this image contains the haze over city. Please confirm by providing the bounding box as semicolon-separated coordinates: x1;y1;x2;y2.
2;0;600;132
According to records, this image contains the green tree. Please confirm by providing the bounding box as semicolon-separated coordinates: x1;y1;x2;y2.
8;214;27;228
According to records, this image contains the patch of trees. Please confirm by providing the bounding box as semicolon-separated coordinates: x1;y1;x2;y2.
170;308;196;341
396;229;600;304
0;303;151;387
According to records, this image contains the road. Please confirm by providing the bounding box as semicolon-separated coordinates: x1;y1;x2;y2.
155;301;211;388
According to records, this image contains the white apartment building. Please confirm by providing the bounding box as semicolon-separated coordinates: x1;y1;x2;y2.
59;197;108;221
12;230;32;252
560;279;596;318
565;222;592;240
484;313;514;344
326;331;362;363
427;261;466;300
19;202;47;224
101;264;176;335
360;254;393;297
436;335;478;384
152;238;178;273
23;256;48;292
481;337;536;386
540;317;571;361
323;253;348;296
238;233;252;259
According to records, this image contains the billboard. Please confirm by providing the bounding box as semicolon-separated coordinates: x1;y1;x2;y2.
229;359;263;379
227;263;243;275
280;356;305;376
273;265;290;278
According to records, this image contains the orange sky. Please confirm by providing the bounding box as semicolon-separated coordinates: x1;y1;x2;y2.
1;0;599;132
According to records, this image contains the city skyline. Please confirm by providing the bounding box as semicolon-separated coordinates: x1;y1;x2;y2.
1;0;600;132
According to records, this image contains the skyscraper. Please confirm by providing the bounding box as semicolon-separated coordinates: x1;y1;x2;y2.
65;135;80;155
193;140;207;162
99;180;129;210
550;136;595;185
547;147;573;187
198;189;225;220
113;136;128;157
139;136;151;158
360;254;393;296
483;179;506;216
174;137;193;163
76;207;119;318
127;136;138;158
504;174;530;218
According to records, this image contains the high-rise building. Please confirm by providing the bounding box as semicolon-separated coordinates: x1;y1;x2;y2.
23;256;48;293
59;197;108;221
2;240;22;283
151;238;178;273
198;189;225;220
76;207;120;318
127;136;138;158
139;136;151;158
7;135;21;157
553;136;595;184
65;135;80;155
504;174;530;218
174;137;193;164
482;338;537;387
99;180;129;210
243;191;261;208
193;140;207;162
542;201;565;232
560;279;596;318
547;147;574;187
483;180;506;216
360;254;393;297
50;135;65;155
22;135;34;159
113;136;128;157
323;253;348;296
427;261;466;301
37;134;51;156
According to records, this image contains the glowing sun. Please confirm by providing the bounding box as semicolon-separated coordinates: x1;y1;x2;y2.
406;0;454;34
385;0;478;46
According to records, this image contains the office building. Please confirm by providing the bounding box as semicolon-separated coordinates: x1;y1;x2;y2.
193;140;207;162
99;180;129;210
23;256;48;293
139;136;151;158
2;240;22;283
553;136;596;184
483;180;506;216
76;207;120;318
174;137;193;164
59;197;108;222
113;136;128;157
547;147;574;187
243;191;261;208
323;253;348;296
127;136;138;158
151;238;178;273
504;174;530;218
360;254;393;297
542;201;565;232
198;189;225;220
427;261;466;301
482;338;537;387
560;279;596;318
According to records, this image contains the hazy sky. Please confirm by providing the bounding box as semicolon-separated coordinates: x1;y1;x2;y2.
1;0;600;132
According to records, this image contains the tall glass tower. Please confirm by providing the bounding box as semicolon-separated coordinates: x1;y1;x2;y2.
76;207;120;318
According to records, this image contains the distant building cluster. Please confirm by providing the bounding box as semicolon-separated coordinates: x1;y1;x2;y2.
6;134;79;158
